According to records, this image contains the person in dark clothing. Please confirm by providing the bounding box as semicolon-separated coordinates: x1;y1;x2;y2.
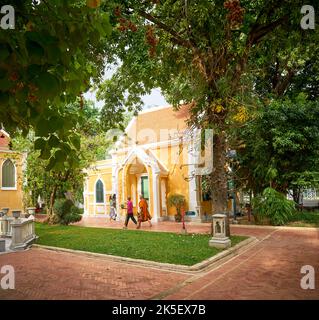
123;197;137;229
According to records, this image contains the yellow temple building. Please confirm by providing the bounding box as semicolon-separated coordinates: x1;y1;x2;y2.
0;129;25;213
83;105;215;222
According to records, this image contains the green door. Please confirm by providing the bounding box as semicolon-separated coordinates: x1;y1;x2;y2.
141;176;149;200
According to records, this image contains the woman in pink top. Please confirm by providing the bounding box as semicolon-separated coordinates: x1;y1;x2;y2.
123;197;137;229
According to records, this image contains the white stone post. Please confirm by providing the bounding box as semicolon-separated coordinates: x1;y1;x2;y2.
0;216;8;237
209;214;231;249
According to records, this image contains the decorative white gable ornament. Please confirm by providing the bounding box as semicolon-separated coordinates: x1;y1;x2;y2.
209;214;231;249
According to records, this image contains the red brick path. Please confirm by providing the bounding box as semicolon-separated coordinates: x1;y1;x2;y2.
164;228;319;300
0;222;318;300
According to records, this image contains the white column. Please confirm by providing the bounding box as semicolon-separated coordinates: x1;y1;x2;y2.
136;174;142;196
188;142;199;216
119;166;125;221
152;172;160;222
83;178;89;216
161;180;167;217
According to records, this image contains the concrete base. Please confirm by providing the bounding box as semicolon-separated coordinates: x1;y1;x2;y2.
180;228;187;235
10;235;38;251
0;239;5;252
209;237;231;249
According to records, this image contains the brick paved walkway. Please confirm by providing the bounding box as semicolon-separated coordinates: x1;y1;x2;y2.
0;221;318;300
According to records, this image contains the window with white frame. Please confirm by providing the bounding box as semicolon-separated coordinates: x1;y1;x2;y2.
95;179;104;203
2;159;16;189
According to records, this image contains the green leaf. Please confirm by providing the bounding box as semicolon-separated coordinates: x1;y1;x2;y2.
0;46;10;61
47;45;61;64
0;78;13;91
70;135;81;150
34;138;46;150
46;157;56;171
55;149;67;162
35;72;60;97
48;135;60;148
35;119;50;137
26;40;45;62
39;147;51;160
48;116;64;132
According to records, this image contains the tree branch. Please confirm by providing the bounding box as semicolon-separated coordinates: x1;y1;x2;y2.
134;9;193;49
274;68;295;96
231;14;290;90
248;14;289;46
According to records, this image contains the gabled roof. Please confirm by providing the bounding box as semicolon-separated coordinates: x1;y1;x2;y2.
0;129;11;151
121;146;169;176
114;104;190;150
0;129;10;138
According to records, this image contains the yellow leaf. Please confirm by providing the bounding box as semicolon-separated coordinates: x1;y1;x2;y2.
215;104;224;113
233;106;248;123
26;21;33;31
86;0;101;8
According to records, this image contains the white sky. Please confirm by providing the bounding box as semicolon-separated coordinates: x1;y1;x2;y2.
84;87;168;110
84;64;168;110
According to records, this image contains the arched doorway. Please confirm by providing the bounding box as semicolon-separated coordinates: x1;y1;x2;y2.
125;158;150;215
118;147;169;221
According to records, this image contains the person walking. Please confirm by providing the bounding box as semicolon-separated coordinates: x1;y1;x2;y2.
137;194;152;229
109;195;117;221
123;197;137;229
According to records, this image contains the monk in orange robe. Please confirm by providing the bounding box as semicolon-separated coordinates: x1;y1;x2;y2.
137;194;152;229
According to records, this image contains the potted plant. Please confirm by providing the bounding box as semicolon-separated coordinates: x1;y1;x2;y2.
168;194;186;222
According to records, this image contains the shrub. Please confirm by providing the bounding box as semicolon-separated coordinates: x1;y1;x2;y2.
168;193;186;222
252;187;295;225
53;199;83;225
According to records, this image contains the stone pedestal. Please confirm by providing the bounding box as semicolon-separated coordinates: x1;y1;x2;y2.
209;237;231;249
0;216;14;237
209;213;231;249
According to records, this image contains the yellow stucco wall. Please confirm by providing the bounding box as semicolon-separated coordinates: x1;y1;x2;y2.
84;162;113;215
122;105;189;147
0;151;24;214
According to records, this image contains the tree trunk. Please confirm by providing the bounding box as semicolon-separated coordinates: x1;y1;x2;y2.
47;184;58;223
210;131;230;236
292;187;302;211
292;188;300;203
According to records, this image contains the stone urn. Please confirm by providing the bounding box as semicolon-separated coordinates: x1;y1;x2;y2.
12;210;21;219
1;208;9;215
27;207;36;215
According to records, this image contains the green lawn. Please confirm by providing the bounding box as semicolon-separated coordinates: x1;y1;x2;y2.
35;223;247;266
287;211;319;227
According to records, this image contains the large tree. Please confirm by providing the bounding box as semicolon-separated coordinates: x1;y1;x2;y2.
97;0;318;233
0;0;111;170
13;100;112;220
233;97;319;201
